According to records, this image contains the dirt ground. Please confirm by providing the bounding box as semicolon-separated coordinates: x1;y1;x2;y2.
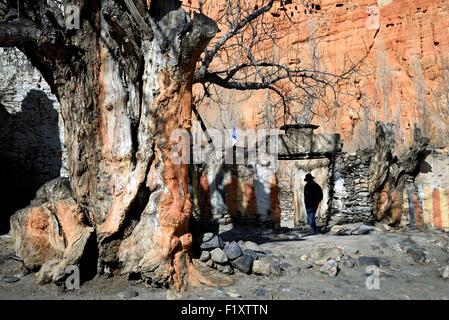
1;226;449;300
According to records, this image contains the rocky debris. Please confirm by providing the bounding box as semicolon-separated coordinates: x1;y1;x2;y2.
226;291;241;298
357;225;374;235
329;223;374;236
330;223;363;235
216;264;234;275
199;233;277;276
232;254;254;274
206;260;215;268
242;249;260;260
320;259;339;277
223;241;242;260
211;248;228;264
243;241;263;253
270;263;283;276
340;255;357;268
252;259;271;276
440;266;449;279
198;233;284;277
310;246;344;266
202;232;214;243
406;247;427;263
200;235;224;250
200;250;210;262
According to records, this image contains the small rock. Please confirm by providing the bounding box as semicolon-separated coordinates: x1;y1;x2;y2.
221;265;234;275
211;248;228;264
300;255;309;262
206;259;215;268
202;232;214;243
406;247;426;263
255;288;269;297
119;288;139;299
200;235;224;250
341;255;357;268
440;266;449;279
304;263;314;269
242;249;260;260
357;225;374;235
232;254;254;274
270;264;283;276
227;291;241;298
2;275;19;283
200;251;211;262
320;259;339;277
312;246;343;266
330;223;363;236
244;241;263;253
252;259;271;276
223;241;243;260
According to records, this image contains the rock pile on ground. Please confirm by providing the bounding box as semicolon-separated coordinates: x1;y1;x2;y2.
198;233;284;276
299;245;360;278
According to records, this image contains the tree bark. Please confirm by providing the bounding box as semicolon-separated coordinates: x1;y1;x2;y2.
369;122;430;226
4;0;230;290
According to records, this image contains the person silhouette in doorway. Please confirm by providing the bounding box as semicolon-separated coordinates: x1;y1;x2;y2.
304;173;323;234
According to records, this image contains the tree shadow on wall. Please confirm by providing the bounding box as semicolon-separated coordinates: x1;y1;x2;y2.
0;89;62;234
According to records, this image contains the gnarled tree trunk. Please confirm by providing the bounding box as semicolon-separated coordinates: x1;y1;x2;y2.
369;122;430;226
2;0;230;290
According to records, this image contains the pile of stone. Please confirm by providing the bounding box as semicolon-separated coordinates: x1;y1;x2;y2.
199;233;283;276
300;245;359;278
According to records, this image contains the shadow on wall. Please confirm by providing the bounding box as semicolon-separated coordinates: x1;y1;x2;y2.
0;89;62;234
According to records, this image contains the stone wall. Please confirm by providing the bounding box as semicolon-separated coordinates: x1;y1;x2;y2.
0;49;66;233
328;150;373;226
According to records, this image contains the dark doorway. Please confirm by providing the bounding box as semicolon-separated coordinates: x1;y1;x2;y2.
0;89;62;233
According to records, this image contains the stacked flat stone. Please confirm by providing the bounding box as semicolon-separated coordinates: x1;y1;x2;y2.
329;150;373;226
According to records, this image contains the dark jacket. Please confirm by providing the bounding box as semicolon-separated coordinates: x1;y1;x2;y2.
304;181;323;210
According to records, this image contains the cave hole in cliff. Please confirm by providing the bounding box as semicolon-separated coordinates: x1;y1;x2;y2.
0;90;62;234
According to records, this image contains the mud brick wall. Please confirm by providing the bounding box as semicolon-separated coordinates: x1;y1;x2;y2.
402;152;449;231
191;163;281;228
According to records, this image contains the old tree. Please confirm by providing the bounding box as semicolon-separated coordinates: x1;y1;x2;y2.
0;0;348;289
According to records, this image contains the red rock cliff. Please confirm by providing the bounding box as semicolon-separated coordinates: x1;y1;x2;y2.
185;0;449;152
